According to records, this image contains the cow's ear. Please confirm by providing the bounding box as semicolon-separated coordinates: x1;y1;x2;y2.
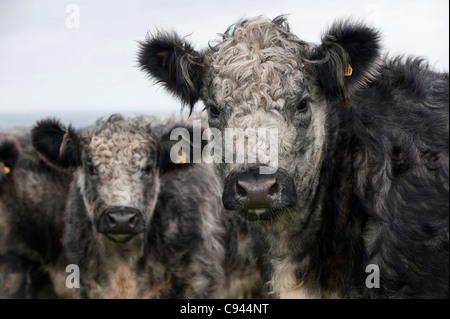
314;20;381;106
31;118;81;169
0;137;20;180
158;124;208;174
137;31;204;114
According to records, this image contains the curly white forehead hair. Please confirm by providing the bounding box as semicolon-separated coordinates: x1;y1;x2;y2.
77;115;158;211
203;16;313;111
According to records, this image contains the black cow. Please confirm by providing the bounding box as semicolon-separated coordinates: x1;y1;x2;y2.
0;131;73;298
138;16;449;298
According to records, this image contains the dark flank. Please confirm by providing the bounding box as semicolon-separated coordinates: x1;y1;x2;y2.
0;131;73;298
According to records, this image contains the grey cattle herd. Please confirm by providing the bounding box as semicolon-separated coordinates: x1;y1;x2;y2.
1;16;448;299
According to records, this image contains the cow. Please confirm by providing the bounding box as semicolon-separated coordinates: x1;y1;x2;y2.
137;16;449;298
31;114;263;298
0;131;73;298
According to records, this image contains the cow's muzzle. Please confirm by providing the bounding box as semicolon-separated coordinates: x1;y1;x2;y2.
222;166;297;221
97;206;145;243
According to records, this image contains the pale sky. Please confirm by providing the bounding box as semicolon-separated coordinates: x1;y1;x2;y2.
0;0;448;127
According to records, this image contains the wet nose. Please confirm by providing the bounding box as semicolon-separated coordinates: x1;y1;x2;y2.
105;210;138;232
236;177;279;208
97;206;144;237
222;166;297;211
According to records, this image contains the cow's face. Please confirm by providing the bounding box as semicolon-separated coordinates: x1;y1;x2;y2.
31;116;198;244
76;117;158;243
200;18;325;221
138;16;381;222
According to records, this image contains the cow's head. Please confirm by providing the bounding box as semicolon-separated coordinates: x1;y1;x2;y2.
138;16;381;222
31;115;201;243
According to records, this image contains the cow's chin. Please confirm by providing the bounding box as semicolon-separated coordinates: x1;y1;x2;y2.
236;206;293;222
104;233;136;243
102;232;146;244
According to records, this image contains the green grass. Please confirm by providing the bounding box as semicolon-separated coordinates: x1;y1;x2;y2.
287;208;296;222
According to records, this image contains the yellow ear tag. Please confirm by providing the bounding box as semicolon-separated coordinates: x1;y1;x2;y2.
176;149;187;164
344;64;353;77
1;162;10;175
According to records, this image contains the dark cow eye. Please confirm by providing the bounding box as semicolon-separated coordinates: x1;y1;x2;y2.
142;161;154;174
204;101;220;119
296;99;310;113
87;161;97;176
209;106;220;119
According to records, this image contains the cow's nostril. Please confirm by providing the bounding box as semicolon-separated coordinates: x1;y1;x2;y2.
106;214;116;226
268;180;279;196
236;180;248;197
129;215;137;227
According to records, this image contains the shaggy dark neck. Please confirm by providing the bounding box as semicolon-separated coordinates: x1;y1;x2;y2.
308;104;369;296
265;105;370;297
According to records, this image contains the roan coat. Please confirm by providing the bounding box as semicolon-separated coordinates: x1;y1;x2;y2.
138;16;449;298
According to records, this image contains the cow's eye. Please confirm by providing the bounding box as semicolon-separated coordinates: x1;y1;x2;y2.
296;99;310;113
87;161;97;176
142;161;154;174
204;101;220;119
209;106;220;119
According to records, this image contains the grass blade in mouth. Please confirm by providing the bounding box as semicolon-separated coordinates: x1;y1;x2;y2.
287;208;296;222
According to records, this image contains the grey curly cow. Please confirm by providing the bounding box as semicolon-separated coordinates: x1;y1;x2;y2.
138;16;449;298
31;115;262;298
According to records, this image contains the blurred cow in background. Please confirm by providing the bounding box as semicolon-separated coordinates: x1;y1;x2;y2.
0;131;72;298
31;114;263;298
